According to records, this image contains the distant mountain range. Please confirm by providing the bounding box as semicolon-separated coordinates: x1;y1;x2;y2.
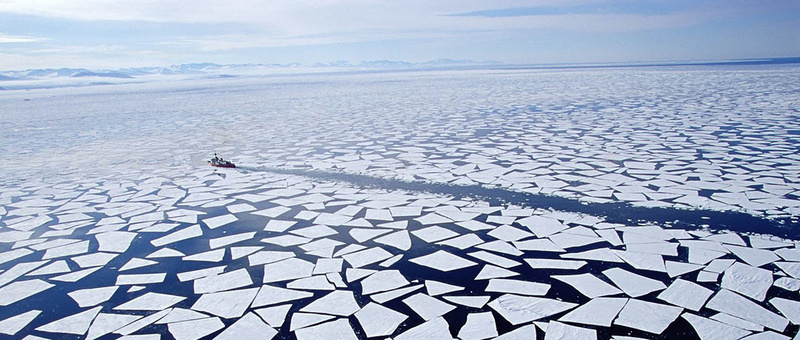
0;59;503;81
2;57;798;84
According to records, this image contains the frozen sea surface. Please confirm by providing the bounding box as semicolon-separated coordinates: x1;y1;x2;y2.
1;65;800;339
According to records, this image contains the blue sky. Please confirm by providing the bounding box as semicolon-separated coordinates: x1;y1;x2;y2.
0;0;799;69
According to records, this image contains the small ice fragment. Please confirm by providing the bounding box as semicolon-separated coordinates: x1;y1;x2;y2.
682;313;752;340
119;258;158;272
26;260;71;276
374;230;411;251
248;251;295;266
0;279;54;306
467;250;521;268
361;270;409;295
552;274;622;298
343;247;393;268
409;250;477;272
146;248;184;258
525;258;586;270
559;297;627;327
437;234;484;250
403;293;456;321
602;268;666;297
426;280;463;296
226;203;256;214
513;238;566;252
213;312;277;340
443;295;490;308
774;277;800;292
177;266;226;282
287;275;334;290
300;290;360;316
614;299;682;334
43;240;89;259
475;265;518;280
294;318;357;340
371;284;424;303
191;287;259;318
476;240;524;256
263;219;297;232
665;260;704;278
725;245;780;268
769;297;800;325
156;308;208;324
560;248;622;262
458;312;498;340
411;226;458;243
710;312;763;332
657;279;713;311
611;250;666;273
252;206;291;218
114;292;185;311
95;231;137;253
705;289;788;332
114;308;172;335
549;232;606;249
721;262;772;302
687;247;726;265
379;254;403;267
355;302;407;337
202;214;238;229
209;232;255;249
167;317;224;340
254;304;291;327
349;228;392;243
290;312;334;331
50;267;101;282
183;249;225;262
486;278;551;296
543;321;596;340
697;271;720;282
488;294;577;325
394;316;452;340
230;246;262;260
194;268;252;294
263;258;314;283
86;313;142;340
494;324;537;340
72;252;117;268
516;215;568;237
251;285;312;307
345;268;377;282
115;273;166;285
0;310;41;336
36;305;101;335
68;286;119;307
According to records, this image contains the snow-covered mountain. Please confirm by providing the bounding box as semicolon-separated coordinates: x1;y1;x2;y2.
0;59;502;82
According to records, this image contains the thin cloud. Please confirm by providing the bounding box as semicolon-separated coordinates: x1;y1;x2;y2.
0;33;44;43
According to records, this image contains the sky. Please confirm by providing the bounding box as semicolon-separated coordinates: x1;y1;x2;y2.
0;0;799;70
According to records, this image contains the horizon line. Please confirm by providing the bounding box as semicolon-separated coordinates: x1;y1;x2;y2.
2;56;800;76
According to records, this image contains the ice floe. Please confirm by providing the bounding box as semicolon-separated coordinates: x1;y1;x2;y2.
614;299;682;334
191;287;259;318
488;294;577;325
552;273;622;298
559;297;627;327
409;250;477;272
294;318;357;340
214;312;277;340
656;278;713;311
706;289;788;332
115;292;185;311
